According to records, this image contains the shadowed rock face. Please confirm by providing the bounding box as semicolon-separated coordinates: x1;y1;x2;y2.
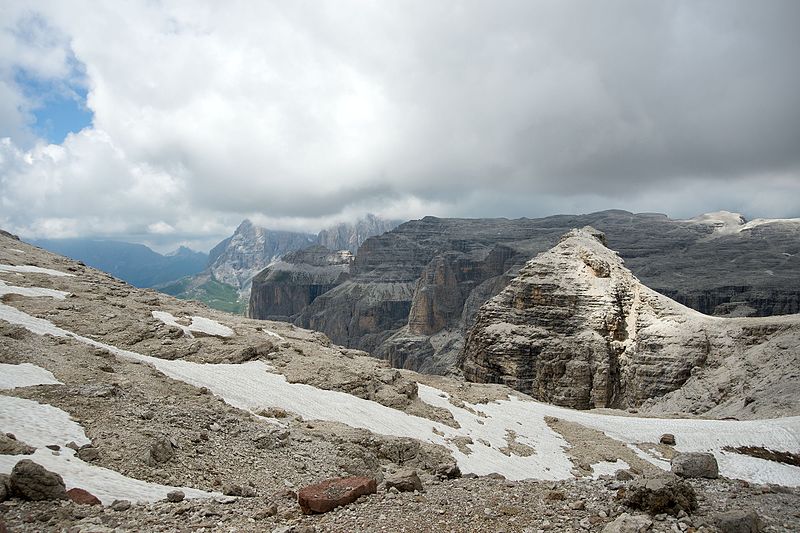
249;210;800;375
462;227;800;416
248;246;352;321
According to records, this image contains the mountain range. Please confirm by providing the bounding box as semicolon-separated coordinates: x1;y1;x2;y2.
249;210;800;375
29;239;208;288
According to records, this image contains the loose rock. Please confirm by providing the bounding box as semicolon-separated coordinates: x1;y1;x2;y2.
602;512;653;533
660;434;676;446
9;459;68;501
298;476;377;514
671;452;719;479
623;475;697;516
166;490;185;503
385;469;423;493
67;487;102;505
715;509;763;533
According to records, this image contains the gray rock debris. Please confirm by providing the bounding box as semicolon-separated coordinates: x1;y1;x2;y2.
715;509;763;533
9;459;68;501
384;469;423;493
601;513;653;533
671;452;719;479
623;475;697;516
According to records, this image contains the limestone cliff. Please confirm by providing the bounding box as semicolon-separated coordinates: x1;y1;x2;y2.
249;210;800;375
461;227;800;419
248;245;352;321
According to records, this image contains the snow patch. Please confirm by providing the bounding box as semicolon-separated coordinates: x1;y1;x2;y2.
152;311;234;338
0;264;74;277
590;459;629;479
0;279;70;299
0;396;218;504
0;363;62;389
1;278;799;485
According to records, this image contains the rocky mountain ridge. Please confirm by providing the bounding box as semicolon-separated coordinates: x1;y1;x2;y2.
1;230;799;531
461;227;800;420
160;214;398;314
249;210;800;374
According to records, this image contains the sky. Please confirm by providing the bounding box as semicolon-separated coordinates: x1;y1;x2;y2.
1;1;799;252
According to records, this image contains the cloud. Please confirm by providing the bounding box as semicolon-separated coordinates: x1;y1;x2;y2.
0;0;798;250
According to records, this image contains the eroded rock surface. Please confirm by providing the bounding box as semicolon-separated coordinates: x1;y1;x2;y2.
462;227;800;418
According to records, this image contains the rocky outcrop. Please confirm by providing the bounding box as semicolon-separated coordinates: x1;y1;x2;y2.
248;245;352;320
208;219;315;290
462;227;800;416
250;211;800;375
316;214;399;254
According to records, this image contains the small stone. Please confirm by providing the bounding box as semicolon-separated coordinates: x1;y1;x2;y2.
166;490;185;503
601;512;653;533
67;487;101;506
77;446;100;462
715;510;763;533
385;469;423;493
660;434;676;446
546;490;566;501
615;470;634;481
111;499;131;511
571;500;586;511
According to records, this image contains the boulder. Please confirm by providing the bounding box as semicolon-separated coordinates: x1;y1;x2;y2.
435;462;462;480
0;473;10;502
623;475;697;516
601;513;653;533
147;436;175;464
671;452;719;479
67;487;102;505
77;445;100;462
715;510;763;533
0;433;35;455
166;490;185;503
384;469;423;492
298;476;377;514
10;459;68;501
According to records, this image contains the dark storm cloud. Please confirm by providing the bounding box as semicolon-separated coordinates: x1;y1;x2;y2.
1;0;798;248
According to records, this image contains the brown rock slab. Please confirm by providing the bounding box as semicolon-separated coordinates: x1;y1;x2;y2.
67;487;102;506
298;476;376;514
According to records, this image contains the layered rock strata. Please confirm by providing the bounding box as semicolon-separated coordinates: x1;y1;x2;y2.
461;227;800;417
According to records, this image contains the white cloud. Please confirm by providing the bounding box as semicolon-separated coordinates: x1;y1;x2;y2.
0;1;798;250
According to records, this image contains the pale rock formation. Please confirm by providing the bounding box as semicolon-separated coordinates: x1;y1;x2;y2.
462;227;800;418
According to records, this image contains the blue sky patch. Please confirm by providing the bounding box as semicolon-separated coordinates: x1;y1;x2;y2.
15;67;93;145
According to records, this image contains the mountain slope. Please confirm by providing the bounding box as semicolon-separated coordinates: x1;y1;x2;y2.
250;210;800;374
1;230;799;531
30;238;208;288
462;227;800;419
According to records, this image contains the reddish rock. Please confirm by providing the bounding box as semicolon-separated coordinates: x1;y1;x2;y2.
298;476;376;514
67;487;102;506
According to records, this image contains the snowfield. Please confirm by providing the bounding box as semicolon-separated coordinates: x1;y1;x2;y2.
0;396;219;504
1;269;799;490
151;310;235;338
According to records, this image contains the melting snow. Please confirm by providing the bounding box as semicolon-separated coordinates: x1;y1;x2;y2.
0;264;74;277
0;363;61;389
0;396;218;504
1;273;799;485
152;311;234;338
0;279;70;299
